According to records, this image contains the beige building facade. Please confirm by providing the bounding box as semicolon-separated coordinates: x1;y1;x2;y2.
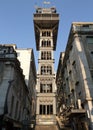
34;7;59;125
56;22;93;130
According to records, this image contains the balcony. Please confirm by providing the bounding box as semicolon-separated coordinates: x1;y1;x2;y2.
66;109;86;118
34;14;59;21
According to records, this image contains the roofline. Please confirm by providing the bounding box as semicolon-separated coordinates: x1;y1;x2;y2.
16;48;33;51
72;22;93;25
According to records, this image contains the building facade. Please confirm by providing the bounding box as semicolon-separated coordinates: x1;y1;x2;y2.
56;22;93;130
0;45;31;130
16;48;37;120
56;52;65;117
33;7;59;125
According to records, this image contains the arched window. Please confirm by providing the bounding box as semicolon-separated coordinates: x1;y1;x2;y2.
47;40;51;47
42;31;51;37
42;31;47;36
47;52;51;60
47;31;51;36
41;40;47;47
42;40;44;47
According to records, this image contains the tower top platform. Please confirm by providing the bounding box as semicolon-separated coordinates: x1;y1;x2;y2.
33;7;59;50
35;7;57;14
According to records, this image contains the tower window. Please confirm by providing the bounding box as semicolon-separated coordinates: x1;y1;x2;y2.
47;66;52;74
40;84;52;93
41;65;52;75
42;31;51;37
39;105;53;115
41;51;51;60
47;40;51;47
41;40;51;47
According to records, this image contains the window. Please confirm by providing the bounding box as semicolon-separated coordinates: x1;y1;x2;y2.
83;25;89;28
40;84;52;93
90;51;93;59
72;61;77;73
42;40;47;47
41;40;51;47
90;70;93;81
41;65;52;75
42;31;51;37
50;105;53;114
47;66;52;74
47;40;51;47
14;101;19;119
47;31;51;36
41;66;46;75
41;51;51;60
87;36;93;44
10;95;14;116
39;105;53;115
42;31;47;36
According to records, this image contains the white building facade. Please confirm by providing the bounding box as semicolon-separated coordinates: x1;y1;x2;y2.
16;48;37;119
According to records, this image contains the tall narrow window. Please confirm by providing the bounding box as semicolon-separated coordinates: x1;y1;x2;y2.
47;40;51;47
90;51;93;60
15;101;19;119
47;105;49;115
47;31;51;36
10;95;14;117
39;105;53;115
40;105;42;114
50;105;53;114
42;31;47;36
43;105;46;114
90;70;93;81
47;52;51;60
